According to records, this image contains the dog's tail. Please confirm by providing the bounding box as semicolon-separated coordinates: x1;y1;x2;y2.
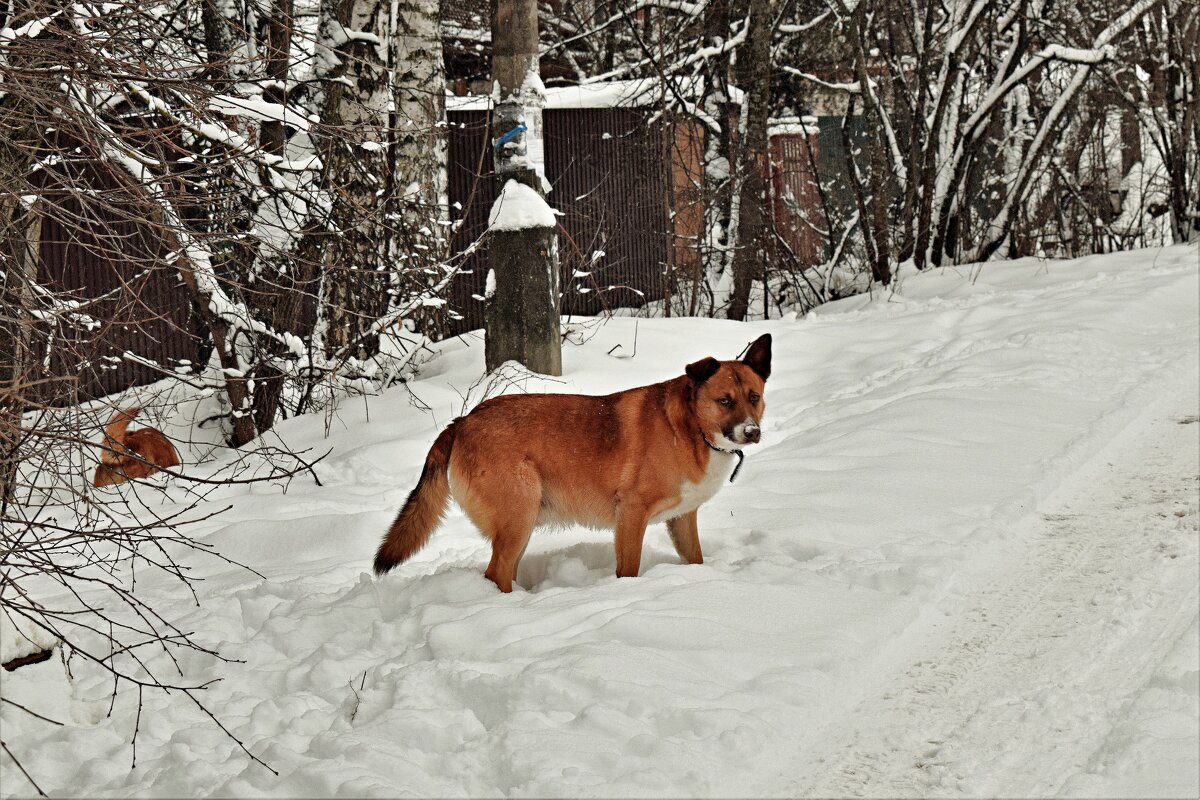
374;421;458;575
100;407;139;464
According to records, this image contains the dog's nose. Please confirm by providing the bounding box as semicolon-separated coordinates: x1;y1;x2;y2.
744;424;760;443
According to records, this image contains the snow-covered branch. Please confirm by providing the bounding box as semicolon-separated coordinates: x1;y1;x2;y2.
778;66;867;93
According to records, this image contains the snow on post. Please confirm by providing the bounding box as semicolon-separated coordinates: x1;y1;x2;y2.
488;179;557;232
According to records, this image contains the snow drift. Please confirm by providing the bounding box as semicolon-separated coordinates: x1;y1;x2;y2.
1;245;1197;798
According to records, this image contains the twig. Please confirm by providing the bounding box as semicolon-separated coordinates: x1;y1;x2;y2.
183;689;278;776
0;697;64;726
0;739;48;798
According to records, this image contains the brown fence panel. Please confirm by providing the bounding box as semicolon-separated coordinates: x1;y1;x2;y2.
447;106;671;334
446;109;494;333
551;108;670;318
770;131;823;267
34;160;200;405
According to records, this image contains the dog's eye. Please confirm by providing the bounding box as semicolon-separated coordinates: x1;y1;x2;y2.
749;393;760;405
717;396;734;407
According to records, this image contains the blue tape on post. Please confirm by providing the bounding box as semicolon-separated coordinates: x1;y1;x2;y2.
493;124;527;151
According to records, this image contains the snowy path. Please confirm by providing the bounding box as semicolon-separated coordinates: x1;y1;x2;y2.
789;374;1199;798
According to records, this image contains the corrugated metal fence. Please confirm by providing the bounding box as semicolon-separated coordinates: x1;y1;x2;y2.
448;107;680;334
770;130;823;266
34;160;201;403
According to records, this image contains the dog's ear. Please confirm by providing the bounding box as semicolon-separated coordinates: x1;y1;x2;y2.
741;334;772;380
686;357;720;384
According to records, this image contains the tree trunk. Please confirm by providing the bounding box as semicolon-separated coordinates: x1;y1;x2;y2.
316;0;394;359
485;0;562;375
260;0;293;158
392;0;450;340
726;0;770;320
198;0;279;443
1160;0;1198;242
0;199;40;511
702;0;735;312
844;0;892;284
485;221;561;372
1;0;55;506
202;0;237;86
245;0;305;435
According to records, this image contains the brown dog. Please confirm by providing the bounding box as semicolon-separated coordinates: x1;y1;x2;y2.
374;334;771;592
92;407;180;487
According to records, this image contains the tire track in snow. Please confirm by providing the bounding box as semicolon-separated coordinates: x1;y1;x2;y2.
788;374;1199;798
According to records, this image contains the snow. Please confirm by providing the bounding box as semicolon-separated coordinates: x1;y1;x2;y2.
0;611;57;665
448;78;695;111
768;116;819;136
0;10;60;42
322;22;383;50
208;95;312;132
487;179;557;231
1;245;1198;798
779;66;871;94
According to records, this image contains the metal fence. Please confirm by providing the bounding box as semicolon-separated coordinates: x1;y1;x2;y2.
448;106;684;334
770;130;823;266
34;163;200;403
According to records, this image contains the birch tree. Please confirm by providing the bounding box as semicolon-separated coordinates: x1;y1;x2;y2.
393;0;451;339
306;0;392;361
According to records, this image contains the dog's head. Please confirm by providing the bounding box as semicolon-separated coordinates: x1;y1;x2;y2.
686;333;771;448
93;464;126;487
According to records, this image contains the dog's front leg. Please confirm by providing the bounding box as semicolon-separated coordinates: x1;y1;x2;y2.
667;510;703;564
614;505;651;578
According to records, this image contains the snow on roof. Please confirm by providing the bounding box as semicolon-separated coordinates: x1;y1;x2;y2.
768;116;820;136
447;78;698;112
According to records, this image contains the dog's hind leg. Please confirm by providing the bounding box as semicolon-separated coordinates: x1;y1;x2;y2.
483;515;536;593
667;511;704;564
476;465;540;593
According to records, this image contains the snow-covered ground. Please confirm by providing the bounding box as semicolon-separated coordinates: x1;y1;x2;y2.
2;245;1198;798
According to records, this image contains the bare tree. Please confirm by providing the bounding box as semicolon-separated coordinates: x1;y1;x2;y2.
726;0;773;319
778;0;1170;275
1132;0;1198;243
393;0;452;339
0;0;456;449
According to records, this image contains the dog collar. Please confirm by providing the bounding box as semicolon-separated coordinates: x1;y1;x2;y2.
700;431;745;483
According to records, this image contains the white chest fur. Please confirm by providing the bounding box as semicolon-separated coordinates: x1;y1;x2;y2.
650;450;738;524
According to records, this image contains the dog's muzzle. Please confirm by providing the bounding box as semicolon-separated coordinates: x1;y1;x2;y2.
725;423;761;445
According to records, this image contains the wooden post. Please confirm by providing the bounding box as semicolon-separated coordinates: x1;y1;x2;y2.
485;0;562;375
